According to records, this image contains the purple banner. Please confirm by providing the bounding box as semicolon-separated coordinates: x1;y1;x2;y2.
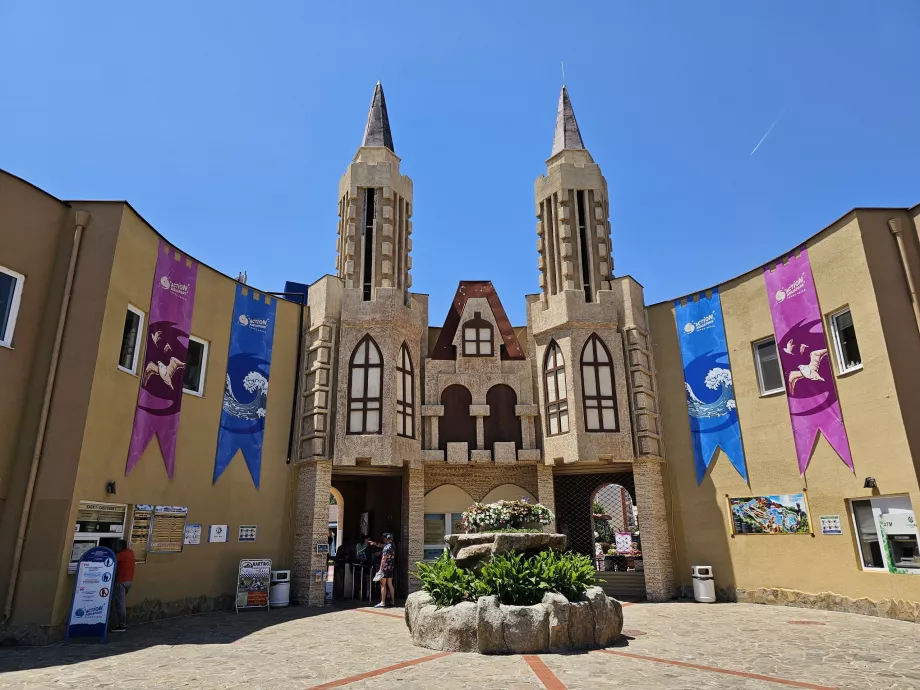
126;241;198;478
763;248;853;474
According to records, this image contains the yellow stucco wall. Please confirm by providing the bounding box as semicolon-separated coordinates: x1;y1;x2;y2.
49;207;300;625
651;213;920;603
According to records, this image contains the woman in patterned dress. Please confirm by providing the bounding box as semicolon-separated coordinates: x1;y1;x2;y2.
374;532;396;608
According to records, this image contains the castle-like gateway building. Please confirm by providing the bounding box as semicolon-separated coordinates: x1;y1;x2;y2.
1;82;919;642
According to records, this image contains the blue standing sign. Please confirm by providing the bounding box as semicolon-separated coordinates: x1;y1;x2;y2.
674;289;748;483
213;286;277;488
65;546;116;643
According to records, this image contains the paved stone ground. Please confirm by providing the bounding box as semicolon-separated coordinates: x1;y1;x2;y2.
1;601;918;689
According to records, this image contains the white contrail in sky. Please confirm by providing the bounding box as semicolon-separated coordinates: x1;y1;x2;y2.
750;110;786;156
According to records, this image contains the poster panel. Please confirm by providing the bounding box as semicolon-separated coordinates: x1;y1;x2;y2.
236;559;272;611
674;289;748;482
65;546;116;643
130;504;153;563
126;240;199;478
184;524;202;545
213;285;277;488
148;506;188;553
728;493;811;535
763;248;853;474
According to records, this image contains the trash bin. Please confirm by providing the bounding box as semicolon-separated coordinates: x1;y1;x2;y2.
691;565;715;603
269;569;291;607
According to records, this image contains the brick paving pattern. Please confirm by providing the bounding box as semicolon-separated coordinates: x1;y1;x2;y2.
1;602;918;689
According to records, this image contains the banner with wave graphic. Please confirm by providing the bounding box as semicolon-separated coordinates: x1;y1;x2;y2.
764;248;853;474
674;289;748;483
126;241;198;478
213;285;277;488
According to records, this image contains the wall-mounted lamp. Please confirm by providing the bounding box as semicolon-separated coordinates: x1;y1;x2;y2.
863;477;877;489
106;481;117;495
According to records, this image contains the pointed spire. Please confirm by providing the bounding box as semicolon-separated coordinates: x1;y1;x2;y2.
361;81;394;152
551;85;585;157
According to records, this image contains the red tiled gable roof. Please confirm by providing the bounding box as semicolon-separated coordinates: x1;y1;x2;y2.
431;281;525;360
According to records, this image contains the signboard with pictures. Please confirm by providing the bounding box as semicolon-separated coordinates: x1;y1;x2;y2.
236;559;272;611
149;506;188;553
184;524;202;545
820;515;843;535
65;546;116;643
209;524;229;543
238;525;257;542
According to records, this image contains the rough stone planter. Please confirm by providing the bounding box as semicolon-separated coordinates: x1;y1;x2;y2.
404;586;623;654
445;531;566;570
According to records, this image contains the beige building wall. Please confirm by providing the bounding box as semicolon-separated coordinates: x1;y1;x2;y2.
651;210;920;612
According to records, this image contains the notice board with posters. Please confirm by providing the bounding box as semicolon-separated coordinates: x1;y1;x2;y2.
130;504;154;563
149;506;188;553
236;559;272;612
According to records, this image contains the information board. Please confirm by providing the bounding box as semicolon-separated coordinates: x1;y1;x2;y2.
65;546;116;643
236;559;272;611
819;515;843;535
209;524;229;542
184;524;202;545
238;525;257;542
149;506;188;553
130;504;153;563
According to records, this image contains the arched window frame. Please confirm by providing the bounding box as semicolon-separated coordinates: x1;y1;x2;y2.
581;334;619;432
462;311;494;357
544;340;569;436
396;343;415;439
347;335;383;434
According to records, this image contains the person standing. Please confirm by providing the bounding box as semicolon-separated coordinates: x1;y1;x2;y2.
111;539;135;632
374;533;395;608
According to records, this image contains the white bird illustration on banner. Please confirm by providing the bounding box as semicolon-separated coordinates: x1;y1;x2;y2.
143;358;185;389
788;348;828;393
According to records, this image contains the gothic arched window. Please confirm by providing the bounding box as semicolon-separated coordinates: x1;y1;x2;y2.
463;312;493;356
348;335;383;434
544;340;569;436
396;343;414;438
581;334;618;432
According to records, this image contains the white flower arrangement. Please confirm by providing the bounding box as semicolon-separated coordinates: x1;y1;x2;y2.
460;499;555;533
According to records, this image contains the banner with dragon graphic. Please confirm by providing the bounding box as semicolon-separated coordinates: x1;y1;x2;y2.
764;248;853;475
126;241;199;478
674;289;748;483
213;285;277;488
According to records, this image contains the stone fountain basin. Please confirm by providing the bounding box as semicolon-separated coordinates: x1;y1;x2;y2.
445;531;567;570
404;586;623;654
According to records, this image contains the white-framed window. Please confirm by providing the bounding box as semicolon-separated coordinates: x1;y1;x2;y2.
348;335;383;434
182;336;209;396
829;308;862;373
753;337;784;395
462;312;493;356
423;512;465;561
117;305;145;374
396;343;414;438
581;334;618;432
849;496;918;574
544;340;569;436
0;266;26;349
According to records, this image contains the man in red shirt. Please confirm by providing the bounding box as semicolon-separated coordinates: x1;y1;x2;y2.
112;540;135;632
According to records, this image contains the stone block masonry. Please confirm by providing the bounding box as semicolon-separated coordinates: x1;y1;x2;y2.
424;464;540;503
292;460;332;606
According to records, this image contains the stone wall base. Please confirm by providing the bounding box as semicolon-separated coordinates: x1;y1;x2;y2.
676;584;920;624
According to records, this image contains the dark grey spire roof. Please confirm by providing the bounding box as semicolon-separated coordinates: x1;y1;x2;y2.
361;81;394;151
551;85;585;156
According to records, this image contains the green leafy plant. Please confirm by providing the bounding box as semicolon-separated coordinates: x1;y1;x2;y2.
419;550;597;607
461;500;554;533
416;551;481;608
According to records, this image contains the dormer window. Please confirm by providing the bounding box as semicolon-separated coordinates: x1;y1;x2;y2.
462;312;493;356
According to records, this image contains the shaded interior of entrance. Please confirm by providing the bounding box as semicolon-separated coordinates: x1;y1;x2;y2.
328;474;405;601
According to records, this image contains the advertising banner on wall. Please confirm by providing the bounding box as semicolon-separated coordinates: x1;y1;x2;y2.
213;285;277;488
65;546;116;643
236;558;272;611
728;493;811;535
763;248;853;474
674;289;748;483
126;241;199;478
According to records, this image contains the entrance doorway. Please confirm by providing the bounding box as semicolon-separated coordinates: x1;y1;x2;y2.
328;473;404;602
553;470;647;600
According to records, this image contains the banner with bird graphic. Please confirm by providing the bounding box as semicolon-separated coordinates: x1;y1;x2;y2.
764;248;853;474
675;289;748;483
213;285;277;488
126;240;199;478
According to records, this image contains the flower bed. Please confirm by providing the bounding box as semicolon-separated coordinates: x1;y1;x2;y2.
461;499;554;533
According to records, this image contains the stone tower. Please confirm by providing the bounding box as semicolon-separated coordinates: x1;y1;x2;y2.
535;86;613;303
335;81;414;301
527;86;673;601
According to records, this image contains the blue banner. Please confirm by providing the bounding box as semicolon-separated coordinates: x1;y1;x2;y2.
674;289;748;483
214;286;277;488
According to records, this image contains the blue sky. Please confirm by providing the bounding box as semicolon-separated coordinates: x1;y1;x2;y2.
2;2;919;324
